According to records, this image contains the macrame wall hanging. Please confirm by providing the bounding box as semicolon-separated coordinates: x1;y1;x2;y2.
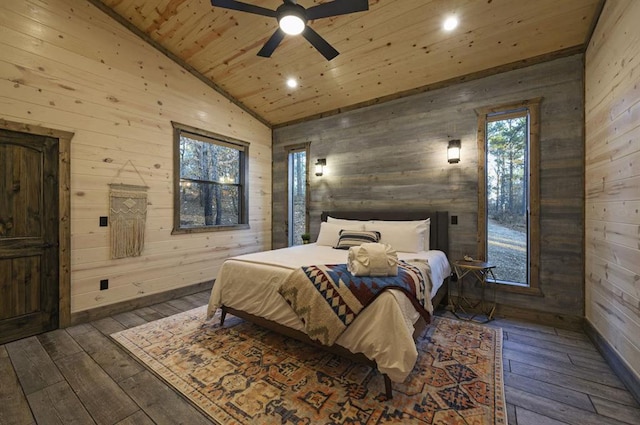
109;160;149;259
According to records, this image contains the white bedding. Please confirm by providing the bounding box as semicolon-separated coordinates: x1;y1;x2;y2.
207;243;451;382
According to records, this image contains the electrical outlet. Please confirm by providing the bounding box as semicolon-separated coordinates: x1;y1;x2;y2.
99;216;108;227
100;279;109;290
451;215;458;225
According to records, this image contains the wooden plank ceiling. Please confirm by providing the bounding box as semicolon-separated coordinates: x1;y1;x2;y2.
96;0;603;127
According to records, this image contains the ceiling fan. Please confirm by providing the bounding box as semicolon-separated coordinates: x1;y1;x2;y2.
210;0;369;61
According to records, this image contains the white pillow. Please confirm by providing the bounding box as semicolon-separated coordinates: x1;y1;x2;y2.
382;219;430;250
365;219;430;253
326;216;368;226
316;221;365;246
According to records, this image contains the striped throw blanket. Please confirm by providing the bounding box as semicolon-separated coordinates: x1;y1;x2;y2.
278;260;433;346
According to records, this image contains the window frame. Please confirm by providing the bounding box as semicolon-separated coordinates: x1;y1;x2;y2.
285;143;310;246
476;98;542;295
171;122;249;234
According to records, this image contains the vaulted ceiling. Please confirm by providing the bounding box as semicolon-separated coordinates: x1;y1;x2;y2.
94;0;603;127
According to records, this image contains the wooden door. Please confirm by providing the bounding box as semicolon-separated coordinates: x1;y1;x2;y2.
0;129;59;344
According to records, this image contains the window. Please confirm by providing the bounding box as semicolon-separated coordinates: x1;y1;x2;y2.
172;122;249;233
286;145;309;246
477;99;540;291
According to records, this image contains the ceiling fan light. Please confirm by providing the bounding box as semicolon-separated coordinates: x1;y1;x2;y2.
279;14;305;35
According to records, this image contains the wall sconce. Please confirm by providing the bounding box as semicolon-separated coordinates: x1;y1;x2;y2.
447;139;461;164
315;158;326;176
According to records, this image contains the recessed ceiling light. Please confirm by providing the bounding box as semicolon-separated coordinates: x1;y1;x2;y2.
286;78;298;88
443;15;459;31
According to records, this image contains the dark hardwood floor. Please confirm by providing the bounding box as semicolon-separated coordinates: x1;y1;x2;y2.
1;291;638;425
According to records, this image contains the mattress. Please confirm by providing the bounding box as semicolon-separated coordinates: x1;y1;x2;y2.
207;243;451;382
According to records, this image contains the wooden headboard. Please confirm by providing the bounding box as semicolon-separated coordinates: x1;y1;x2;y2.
320;210;449;255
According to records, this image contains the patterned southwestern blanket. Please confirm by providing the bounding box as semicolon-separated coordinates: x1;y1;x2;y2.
278;260;433;346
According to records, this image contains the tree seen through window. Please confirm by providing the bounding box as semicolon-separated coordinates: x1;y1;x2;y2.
486;115;528;285
173;123;248;232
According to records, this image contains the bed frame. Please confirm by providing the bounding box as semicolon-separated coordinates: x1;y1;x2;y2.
220;210;450;399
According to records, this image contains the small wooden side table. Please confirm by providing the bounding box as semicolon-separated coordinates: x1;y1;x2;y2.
449;260;497;323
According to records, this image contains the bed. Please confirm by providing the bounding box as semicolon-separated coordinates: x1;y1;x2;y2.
207;210;451;398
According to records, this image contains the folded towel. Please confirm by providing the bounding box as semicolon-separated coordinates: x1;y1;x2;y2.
348;243;398;276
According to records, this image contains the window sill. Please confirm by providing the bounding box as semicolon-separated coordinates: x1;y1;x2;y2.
171;223;250;235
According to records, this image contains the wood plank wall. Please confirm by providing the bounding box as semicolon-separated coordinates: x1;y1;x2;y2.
273;54;585;320
585;0;640;381
0;0;272;314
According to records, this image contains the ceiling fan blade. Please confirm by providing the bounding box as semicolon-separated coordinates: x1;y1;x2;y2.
306;0;368;20
257;28;286;57
302;26;339;61
211;0;276;17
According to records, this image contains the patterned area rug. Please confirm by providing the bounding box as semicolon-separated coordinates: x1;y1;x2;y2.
112;306;507;425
